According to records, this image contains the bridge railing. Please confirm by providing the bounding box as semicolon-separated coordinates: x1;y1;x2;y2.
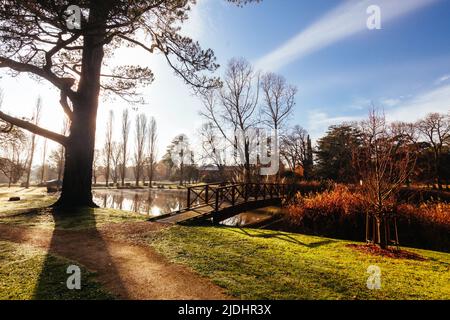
186;183;290;212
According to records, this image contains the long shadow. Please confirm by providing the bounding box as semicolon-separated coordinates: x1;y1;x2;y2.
33;207;128;300
227;227;336;248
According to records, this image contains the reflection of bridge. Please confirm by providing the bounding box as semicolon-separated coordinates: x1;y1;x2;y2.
151;183;293;225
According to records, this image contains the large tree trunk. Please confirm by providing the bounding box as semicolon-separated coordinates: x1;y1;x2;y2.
56;112;97;207
54;4;107;208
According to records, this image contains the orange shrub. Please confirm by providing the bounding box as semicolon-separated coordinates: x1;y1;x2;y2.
288;185;363;222
397;203;450;227
286;185;450;252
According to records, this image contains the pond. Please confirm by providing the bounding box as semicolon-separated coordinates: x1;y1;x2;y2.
92;189;282;227
93;189;187;217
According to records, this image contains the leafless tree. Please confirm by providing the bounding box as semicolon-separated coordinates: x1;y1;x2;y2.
134;114;147;186
260;73;297;131
49;119;70;181
40;139;48;184
198;122;229;180
354;109;417;249
416;112;450;190
166;134;193;185
102;110;114;187
120;109;130;186
110;142;122;185
24;97;42;188
146;117;157;188
280;125;309;173
92;149;101;185
200;58;260;182
0;132;28;187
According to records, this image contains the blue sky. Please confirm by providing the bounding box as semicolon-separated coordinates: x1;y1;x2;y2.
1;0;450;158
205;0;450;138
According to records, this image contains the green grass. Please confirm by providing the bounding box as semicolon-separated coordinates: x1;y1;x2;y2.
0;206;147;230
145;226;450;300
0;240;114;300
0;188;57;217
0;187;147;230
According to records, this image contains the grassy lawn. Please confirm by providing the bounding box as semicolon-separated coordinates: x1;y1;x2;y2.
144;226;450;300
0;187;147;230
0;187;57;216
0;240;113;300
0;207;147;230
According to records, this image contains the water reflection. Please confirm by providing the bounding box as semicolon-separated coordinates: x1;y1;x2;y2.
221;207;283;227
93;189;187;217
221;212;273;227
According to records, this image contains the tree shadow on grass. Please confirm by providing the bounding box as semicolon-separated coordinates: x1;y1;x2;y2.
227;228;336;248
33;207;128;300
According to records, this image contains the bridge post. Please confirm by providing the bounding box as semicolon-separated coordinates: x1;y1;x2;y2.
231;185;236;206
215;189;219;212
187;187;191;209
205;184;209;204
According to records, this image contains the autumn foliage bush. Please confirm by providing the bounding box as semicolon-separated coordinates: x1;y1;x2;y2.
287;185;450;252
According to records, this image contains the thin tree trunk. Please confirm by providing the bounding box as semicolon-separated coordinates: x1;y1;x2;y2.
25;134;36;188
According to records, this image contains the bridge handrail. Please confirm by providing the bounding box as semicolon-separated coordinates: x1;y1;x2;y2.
186;182;290;210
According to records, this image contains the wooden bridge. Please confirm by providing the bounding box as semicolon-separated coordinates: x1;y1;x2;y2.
150;183;293;225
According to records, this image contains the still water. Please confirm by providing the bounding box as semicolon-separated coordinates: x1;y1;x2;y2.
92;189;279;226
93;189;187;217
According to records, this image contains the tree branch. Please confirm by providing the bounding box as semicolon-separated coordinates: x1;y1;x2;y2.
0;110;67;146
0;57;77;100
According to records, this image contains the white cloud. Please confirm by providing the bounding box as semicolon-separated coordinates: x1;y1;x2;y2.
380;98;402;108
386;83;450;122
255;0;439;71
436;74;450;84
306;110;361;141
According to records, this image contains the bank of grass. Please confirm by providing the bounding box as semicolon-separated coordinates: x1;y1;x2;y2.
0;240;113;300
0;187;57;216
0;187;147;230
145;226;450;300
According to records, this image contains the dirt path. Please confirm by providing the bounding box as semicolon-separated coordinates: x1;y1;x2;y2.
0;223;229;300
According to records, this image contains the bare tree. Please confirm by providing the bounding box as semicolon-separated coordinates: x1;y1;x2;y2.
110;142;122;185
120;109;130;186
416;113;450;190
134;114;147;186
280;125;313;178
146;117;157;188
260;73;297;131
354;109;417;249
200;58;260;182
49;119;70;181
24;97;42;188
40;139;48;184
198;122;229;180
102;110;114;187
0;1;258;207
0;132;28;187
92;149;101;185
166;134;193;185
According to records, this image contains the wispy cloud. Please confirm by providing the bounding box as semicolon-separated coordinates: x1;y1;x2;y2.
436;74;450;84
305;83;450;142
255;0;439;71
386;83;450;122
